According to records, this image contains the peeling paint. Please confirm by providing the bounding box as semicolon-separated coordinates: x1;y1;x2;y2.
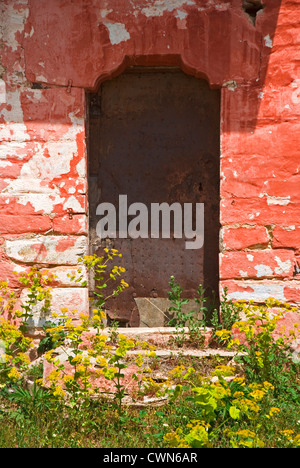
0;90;30;143
266;195;291;206
1;0;299;328
0;160;12;168
63;195;83;212
2;110;85;214
21;287;89;327
264;34;273;48
254;264;273;277
215;2;230;10
274;256;292;275
175;9;188;19
223;80;237;91
0;80;6;104
1;3;29;52
103;22;130;45
239;270;248;277
5;236;87;265
141;0;195;17
226;282;286;302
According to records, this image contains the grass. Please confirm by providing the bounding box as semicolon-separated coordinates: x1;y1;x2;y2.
1;265;299;448
0;352;299;448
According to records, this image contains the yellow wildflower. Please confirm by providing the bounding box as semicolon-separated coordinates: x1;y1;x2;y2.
7;367;21;381
63;375;74;384
96;356;108;367
280;430;294;441
266;407;281;419
53;385;66;399
164;432;187;448
48;369;61;383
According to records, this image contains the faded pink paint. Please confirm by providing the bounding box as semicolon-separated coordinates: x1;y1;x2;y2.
55;237;77;253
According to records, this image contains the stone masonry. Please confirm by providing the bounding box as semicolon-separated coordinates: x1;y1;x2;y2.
0;0;300;329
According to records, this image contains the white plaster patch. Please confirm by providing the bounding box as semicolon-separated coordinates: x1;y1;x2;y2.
254;264;273;278
266;195;291;206
175;9;188;19
12;264;27;274
2;113;85;213
76;158;86;178
0;80;6;104
63;195;83;213
24;25;34;39
18;193;65;214
226;282;285;302
274;256;292;275
215;2;231;10
0;142;31;161
100;9;113;18
239;270;249;277
0;89;30;143
5;235;87;265
141;0;195;17
103;22;130;45
19;142;75;178
0;160;12;168
21;287;89;328
2;3;29;52
247;254;254;262
223;80;237;91
264;34;273;48
42;266;88;288
2;177;64;213
35;75;48;83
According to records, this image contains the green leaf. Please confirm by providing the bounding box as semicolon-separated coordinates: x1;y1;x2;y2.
229;406;241;420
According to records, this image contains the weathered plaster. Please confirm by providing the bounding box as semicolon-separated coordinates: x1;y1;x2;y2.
140;0;196;17
0;0;299;331
103;22;131;45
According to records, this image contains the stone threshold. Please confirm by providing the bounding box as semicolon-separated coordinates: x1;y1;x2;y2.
101;326;240;357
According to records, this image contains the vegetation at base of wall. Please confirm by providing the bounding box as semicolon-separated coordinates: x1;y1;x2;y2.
167;275;209;347
0;351;299;448
0;254;299;448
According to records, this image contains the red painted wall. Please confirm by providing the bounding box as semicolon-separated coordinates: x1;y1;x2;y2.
0;1;300;329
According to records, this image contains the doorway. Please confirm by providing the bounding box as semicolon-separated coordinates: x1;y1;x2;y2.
87;68;220;326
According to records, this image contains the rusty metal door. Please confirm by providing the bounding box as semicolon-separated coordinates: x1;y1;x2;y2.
88;69;220;326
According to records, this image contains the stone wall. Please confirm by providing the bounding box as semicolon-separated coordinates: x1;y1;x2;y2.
0;1;88;323
0;0;299;327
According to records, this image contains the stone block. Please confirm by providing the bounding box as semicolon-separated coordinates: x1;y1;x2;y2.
222;226;269;250
40;265;88;288
21;287;89;328
4;235;87;265
272;226;300;253
53;214;87;235
136;298;203;328
220;250;295;280
0;214;52;235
